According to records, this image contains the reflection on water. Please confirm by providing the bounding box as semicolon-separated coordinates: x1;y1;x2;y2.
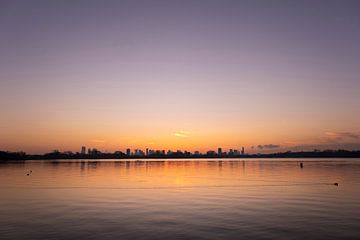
0;159;359;240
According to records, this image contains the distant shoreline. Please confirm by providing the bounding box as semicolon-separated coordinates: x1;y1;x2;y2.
1;150;360;160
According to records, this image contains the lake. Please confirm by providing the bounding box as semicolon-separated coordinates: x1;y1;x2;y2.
0;159;359;240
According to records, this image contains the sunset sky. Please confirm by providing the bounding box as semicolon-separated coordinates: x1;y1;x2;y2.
1;0;359;154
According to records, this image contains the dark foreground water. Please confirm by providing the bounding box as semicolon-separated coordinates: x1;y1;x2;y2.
0;159;359;240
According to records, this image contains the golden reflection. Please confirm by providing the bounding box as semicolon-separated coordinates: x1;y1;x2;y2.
0;160;355;191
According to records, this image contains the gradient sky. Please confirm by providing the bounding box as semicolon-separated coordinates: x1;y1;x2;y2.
1;0;360;154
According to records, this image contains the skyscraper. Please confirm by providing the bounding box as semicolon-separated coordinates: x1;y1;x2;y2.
241;147;245;155
218;148;222;155
229;149;234;156
81;146;86;155
126;148;131;156
134;149;144;156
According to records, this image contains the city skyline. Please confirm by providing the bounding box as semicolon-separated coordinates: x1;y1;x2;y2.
1;1;360;154
81;146;248;156
4;143;359;157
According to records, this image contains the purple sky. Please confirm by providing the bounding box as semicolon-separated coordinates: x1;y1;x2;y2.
1;0;360;153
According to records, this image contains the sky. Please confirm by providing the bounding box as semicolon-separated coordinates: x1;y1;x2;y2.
1;0;360;154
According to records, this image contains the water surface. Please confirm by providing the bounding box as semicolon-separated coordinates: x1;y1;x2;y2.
0;159;359;239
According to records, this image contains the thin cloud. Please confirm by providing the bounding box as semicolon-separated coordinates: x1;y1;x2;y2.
283;141;298;145
91;139;106;143
257;144;281;149
174;131;190;138
323;132;359;142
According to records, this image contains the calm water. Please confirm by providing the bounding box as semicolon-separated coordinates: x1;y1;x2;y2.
0;159;359;240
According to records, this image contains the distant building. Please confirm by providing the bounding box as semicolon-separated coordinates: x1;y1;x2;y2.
146;148;149;156
241;147;245;155
88;148;92;155
154;150;164;155
218;148;222;155
92;148;100;155
167;150;172;155
207;150;216;156
194;151;200;155
126;148;131;156
64;151;74;156
81;146;86;155
229;149;234;156
134;149;145;157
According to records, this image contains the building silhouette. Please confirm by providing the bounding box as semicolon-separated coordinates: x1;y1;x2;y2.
134;149;145;157
207;150;216;156
229;149;234;156
81;146;86;155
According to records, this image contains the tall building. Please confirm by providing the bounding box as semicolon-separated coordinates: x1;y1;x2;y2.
92;148;99;155
207;150;216;156
184;151;191;156
126;148;131;156
88;148;92;155
218;147;222;155
229;149;234;156
241;147;245;155
146;148;149;156
81;146;86;155
134;149;145;157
